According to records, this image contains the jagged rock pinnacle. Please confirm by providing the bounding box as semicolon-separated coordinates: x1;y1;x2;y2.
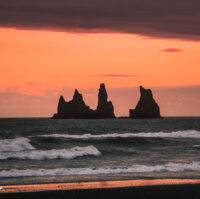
96;83;115;118
129;86;161;119
73;89;83;102
52;83;115;119
97;83;108;109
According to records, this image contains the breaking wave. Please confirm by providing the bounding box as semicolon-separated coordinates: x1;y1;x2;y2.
0;137;35;152
38;130;200;140
0;145;100;160
1;162;200;177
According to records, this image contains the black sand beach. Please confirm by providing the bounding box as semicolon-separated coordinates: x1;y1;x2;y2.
1;179;200;199
1;183;200;199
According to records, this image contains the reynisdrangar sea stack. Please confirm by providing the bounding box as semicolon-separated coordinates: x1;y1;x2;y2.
52;83;115;119
129;86;161;119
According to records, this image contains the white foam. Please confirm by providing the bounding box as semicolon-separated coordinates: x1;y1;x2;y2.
193;145;200;148
1;162;200;177
0;138;35;152
39;130;200;139
0;145;100;160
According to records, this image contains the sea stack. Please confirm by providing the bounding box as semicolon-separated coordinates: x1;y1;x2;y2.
52;89;94;119
52;83;115;119
96;83;115;118
129;86;161;119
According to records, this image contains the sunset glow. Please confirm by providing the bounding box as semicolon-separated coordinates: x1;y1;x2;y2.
1;27;200;117
0;25;200;117
1;28;200;90
1;2;200;198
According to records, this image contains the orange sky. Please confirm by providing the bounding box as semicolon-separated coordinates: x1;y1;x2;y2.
1;28;200;91
0;27;200;117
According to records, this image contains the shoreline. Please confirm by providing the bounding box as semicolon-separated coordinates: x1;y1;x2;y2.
1;178;200;193
1;179;200;199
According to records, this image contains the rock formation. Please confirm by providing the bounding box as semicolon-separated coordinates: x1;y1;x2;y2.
129;86;161;119
52;83;115;119
52;89;94;119
96;83;115;118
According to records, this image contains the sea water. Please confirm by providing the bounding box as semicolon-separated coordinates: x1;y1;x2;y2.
0;117;200;185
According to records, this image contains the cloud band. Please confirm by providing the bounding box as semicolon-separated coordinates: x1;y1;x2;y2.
0;0;200;40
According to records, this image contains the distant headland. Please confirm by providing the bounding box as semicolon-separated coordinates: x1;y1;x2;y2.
52;83;161;119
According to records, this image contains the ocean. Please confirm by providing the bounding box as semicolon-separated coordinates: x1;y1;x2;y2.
0;117;200;185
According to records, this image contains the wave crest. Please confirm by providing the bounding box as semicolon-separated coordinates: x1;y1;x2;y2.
1;162;200;177
0;137;35;152
0;145;100;160
39;130;200;140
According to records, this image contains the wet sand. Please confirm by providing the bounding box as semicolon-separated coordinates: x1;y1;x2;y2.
1;179;200;199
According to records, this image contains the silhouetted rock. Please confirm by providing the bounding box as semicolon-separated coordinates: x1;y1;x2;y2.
52;90;95;119
52;84;115;119
129;86;161;119
96;83;115;118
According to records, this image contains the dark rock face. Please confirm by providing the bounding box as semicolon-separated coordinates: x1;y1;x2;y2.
96;84;115;118
53;89;94;119
129;86;161;119
52;84;115;119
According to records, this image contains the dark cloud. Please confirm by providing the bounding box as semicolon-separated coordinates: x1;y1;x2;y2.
100;74;139;77
0;0;200;40
161;48;183;53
